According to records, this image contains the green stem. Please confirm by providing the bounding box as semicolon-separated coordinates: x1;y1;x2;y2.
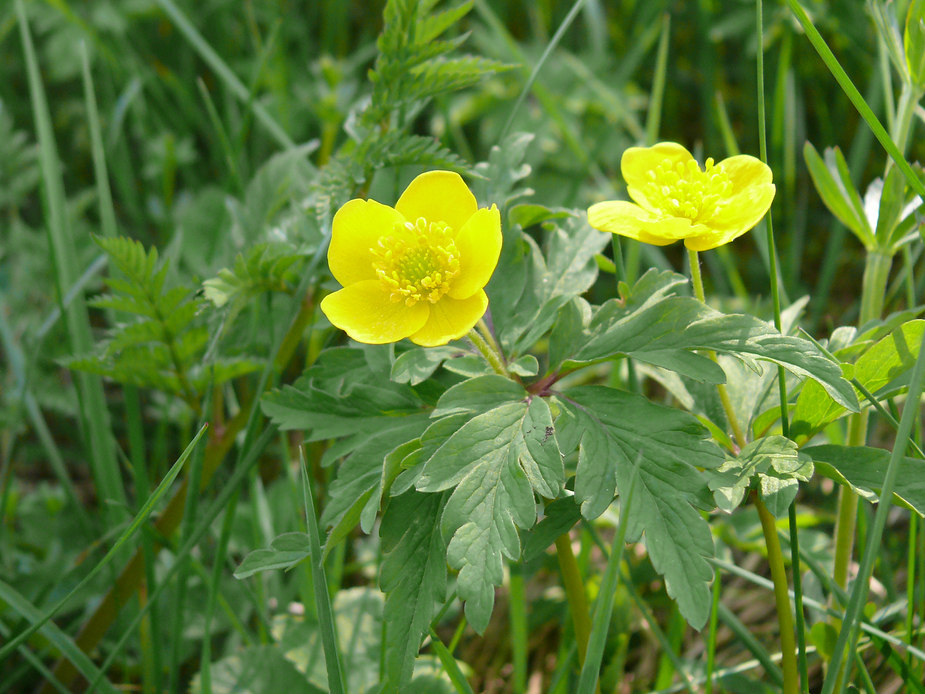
689;248;747;449
828;249;890;686
890;83;922;159
755;495;800;694
859;250;893;326
468;321;510;378
832;250;890;592
554;534;593;669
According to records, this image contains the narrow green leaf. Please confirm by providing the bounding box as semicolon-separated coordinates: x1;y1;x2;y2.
0;581;120;694
299;448;347;694
233;532;312;579
803;142;873;244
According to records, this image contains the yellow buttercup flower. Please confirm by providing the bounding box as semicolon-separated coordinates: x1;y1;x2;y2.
321;171;501;347
588;142;776;251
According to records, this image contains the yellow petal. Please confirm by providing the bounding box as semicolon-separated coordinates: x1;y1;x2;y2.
684;231;737;252
718;154;773;194
706;181;776;236
328;199;405;286
621;142;694;192
321;280;429;344
448;205;502;300
410;291;488;347
395;170;478;233
587;201;685;246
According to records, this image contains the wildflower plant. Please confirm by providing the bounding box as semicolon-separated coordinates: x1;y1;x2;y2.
7;0;925;693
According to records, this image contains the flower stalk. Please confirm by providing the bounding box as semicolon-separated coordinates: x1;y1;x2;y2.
755;494;801;694
688;248;747;449
467;322;510;379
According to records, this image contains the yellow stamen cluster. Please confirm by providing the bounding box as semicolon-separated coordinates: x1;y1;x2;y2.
373;217;460;305
642;157;733;222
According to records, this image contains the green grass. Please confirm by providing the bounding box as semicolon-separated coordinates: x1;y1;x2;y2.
1;0;924;692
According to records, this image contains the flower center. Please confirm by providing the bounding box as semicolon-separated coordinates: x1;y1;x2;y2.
372;217;461;305
642;157;733;221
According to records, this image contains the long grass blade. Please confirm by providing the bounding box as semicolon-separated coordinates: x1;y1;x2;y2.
0;581;120;694
16;0;126;527
822;329;925;692
299;447;347;694
0;424;207;662
83;426;278;693
576;470;636;693
152;0;294;149
786;0;925;200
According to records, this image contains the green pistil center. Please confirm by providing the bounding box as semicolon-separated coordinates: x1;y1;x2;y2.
373;217;460;305
643;157;733;221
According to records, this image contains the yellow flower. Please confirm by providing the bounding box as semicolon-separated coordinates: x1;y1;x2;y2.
587;142;776;251
320;171;501;347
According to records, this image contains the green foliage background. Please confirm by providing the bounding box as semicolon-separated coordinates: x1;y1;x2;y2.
2;1;925;693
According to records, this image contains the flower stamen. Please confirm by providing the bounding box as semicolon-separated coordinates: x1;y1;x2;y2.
642;156;733;222
372;217;461;305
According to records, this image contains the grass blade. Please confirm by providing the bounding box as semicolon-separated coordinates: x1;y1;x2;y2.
786;0;925;200
428;627;475;694
16;0;126;528
0;424;207;663
152;0;294;149
822;328;925;692
576;469;636;694
0;582;119;694
299;446;347;694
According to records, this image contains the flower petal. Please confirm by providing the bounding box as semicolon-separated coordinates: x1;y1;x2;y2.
321;280;429;344
448;205;502;299
328;199;405;286
706;181;776;236
621;142;694;191
395;170;478;233
718;154;773;194
410;291;488;347
587;201;688;246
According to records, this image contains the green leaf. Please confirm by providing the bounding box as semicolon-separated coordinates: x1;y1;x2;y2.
262;348;426;438
203;242;306;309
561;386;723;628
509;354;539;377
803;142;874;247
906;0;925;86
189;645;326;694
430;374;526;417
806;444;925;516
571;270;858;412
791;319;925;440
472;131;534;207
709;436;812;516
390;346;460;385
523;495;582;561
492;218;608;355
233;532;312;579
321;414;431;537
416;398;563;632
379;491;448;690
508;204;575;229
